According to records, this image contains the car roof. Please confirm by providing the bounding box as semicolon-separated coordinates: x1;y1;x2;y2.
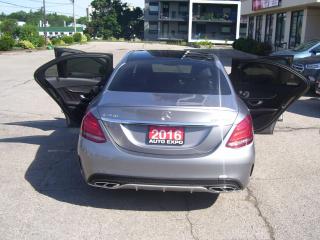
126;50;220;63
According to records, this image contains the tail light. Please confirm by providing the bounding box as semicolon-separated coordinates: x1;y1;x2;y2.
81;112;107;143
226;115;253;148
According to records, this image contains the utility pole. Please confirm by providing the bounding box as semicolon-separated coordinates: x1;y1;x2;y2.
43;0;47;44
71;0;76;33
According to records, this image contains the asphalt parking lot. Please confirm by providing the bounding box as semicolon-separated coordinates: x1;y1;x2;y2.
0;42;320;240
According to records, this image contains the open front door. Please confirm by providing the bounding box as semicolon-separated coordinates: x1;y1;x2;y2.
230;58;309;134
34;53;113;127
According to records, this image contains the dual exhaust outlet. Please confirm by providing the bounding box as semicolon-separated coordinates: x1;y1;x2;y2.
91;181;240;193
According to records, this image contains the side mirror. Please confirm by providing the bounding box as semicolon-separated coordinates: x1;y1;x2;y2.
310;49;320;55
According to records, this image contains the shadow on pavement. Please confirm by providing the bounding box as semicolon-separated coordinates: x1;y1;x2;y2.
1;119;219;211
287;97;320;118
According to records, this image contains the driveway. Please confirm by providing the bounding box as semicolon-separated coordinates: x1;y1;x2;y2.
0;42;319;240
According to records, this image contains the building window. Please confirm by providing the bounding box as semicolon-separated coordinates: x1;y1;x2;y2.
149;2;159;15
248;16;254;39
178;22;188;34
275;13;286;48
289;10;303;49
149;21;158;34
178;3;188;17
265;14;274;44
255;15;262;42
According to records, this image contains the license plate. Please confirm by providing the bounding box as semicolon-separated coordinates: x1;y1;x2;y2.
148;126;184;145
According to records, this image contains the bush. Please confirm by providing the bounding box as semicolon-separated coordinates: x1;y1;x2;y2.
61;35;74;44
31;35;46;47
192;40;214;49
73;32;82;42
19;24;38;41
18;40;35;49
80;34;87;43
85;33;91;41
233;38;272;56
51;38;65;46
0;34;15;51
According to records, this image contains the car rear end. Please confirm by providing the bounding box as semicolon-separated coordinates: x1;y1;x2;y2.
78;52;255;193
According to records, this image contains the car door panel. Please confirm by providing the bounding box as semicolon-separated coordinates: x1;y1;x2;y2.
230;58;309;134
34;52;113;127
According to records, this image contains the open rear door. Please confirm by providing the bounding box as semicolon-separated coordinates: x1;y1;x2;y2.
230;58;309;134
34;52;113;127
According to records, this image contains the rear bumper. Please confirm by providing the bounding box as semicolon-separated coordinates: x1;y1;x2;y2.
78;137;255;192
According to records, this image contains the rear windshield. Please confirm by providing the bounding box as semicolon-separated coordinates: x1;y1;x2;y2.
108;60;231;95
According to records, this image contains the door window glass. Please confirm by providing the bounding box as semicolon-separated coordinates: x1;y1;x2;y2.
65;58;107;79
237;63;300;87
45;64;58;77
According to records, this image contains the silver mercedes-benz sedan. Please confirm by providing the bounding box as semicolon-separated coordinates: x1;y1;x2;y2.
35;48;309;193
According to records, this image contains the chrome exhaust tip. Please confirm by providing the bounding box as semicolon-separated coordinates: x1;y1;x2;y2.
207;185;240;193
93;182;121;189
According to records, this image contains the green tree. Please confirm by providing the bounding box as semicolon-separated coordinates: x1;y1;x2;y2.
18;24;45;47
47;13;72;27
0;19;19;37
90;0;121;39
89;0;143;40
77;16;88;25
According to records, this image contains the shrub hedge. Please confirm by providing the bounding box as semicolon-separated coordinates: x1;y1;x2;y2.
61;35;74;44
233;38;272;56
73;32;82;42
51;38;66;46
18;40;35;49
0;34;15;51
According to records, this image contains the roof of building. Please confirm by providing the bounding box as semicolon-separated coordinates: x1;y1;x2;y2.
37;26;83;32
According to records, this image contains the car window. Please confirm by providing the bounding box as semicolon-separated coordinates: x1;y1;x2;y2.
238;63;300;86
66;58;107;78
293;40;319;52
44;57;109;81
108;60;231;95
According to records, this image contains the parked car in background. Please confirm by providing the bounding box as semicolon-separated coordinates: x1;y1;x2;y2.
34;48;309;194
271;39;320;59
292;55;320;91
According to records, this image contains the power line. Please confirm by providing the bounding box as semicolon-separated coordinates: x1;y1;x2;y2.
0;0;81;16
0;0;40;10
23;0;72;4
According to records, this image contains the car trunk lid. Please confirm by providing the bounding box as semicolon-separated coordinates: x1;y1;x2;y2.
97;91;238;156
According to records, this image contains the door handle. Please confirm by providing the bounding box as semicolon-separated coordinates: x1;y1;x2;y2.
247;100;263;107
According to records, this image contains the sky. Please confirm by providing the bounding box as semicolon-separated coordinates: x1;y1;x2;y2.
0;0;144;17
